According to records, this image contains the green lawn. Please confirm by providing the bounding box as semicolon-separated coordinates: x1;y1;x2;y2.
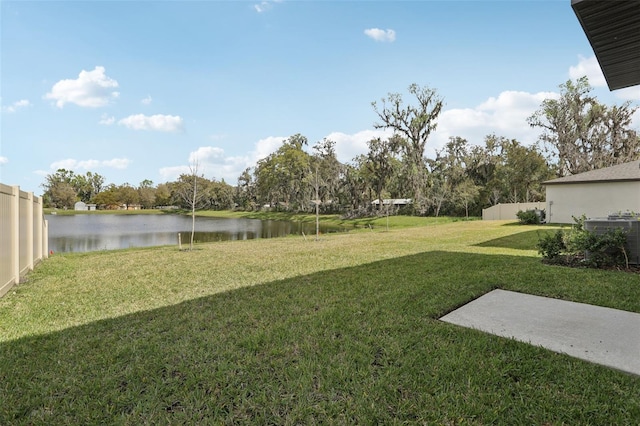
1;220;639;424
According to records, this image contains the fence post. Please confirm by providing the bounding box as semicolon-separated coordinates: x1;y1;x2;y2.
43;219;49;259
35;195;42;261
38;196;49;260
26;191;34;271
11;186;20;284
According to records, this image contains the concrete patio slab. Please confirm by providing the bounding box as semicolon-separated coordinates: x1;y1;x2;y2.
440;289;640;376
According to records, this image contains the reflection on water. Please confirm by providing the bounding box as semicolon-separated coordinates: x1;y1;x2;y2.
46;214;345;253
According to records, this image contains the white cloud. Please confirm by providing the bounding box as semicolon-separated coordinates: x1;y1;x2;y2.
0;156;8;165
189;146;225;164
569;55;640;102
160;147;250;183
2;99;31;113
141;95;153;105
254;0;281;13
159;130;393;184
118;114;184;132
99;113;115;125
632;108;640;130
252;136;286;161
569;55;607;88
44;66;119;108
162;90;555;186
254;2;270;13
318;91;558;165
157;89;575;186
612;86;640;102
325;129;394;163
158;165;190;182
50;157;130;171
364;28;396;42
160;137;290;184
428;90;559;156
102;158;131;169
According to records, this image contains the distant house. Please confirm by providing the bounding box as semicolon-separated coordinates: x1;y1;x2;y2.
120;204;142;210
371;198;412;207
543;160;640;224
74;201;97;211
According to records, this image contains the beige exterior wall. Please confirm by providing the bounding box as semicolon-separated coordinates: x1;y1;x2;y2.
545;181;640;224
482;202;546;221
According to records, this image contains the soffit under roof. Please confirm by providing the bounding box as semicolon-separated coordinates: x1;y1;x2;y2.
571;0;640;90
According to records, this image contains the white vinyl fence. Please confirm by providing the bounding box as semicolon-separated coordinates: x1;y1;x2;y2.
482;202;546;221
0;183;48;298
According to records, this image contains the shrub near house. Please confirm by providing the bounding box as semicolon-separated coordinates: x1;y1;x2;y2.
537;216;630;269
516;209;545;225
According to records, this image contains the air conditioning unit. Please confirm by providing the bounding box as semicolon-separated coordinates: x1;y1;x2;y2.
585;215;640;265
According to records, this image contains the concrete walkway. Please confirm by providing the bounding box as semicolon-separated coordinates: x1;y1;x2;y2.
440;289;640;376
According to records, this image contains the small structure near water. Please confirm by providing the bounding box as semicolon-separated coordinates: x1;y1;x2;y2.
74;202;96;211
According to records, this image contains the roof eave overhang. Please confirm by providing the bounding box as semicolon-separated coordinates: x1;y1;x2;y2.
544;178;640;185
571;0;640;90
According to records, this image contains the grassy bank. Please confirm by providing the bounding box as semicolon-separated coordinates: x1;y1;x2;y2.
197;209;476;230
44;208;169;215
45;207;475;230
1;221;639;424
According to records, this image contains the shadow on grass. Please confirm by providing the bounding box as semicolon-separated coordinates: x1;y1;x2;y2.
475;229;556;251
1;251;639;424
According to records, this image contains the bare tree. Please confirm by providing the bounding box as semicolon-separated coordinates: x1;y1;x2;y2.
175;161;203;251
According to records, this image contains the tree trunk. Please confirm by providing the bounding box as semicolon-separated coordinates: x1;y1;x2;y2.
190;170;197;251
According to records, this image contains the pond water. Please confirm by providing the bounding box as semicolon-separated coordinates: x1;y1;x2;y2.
46;214;346;253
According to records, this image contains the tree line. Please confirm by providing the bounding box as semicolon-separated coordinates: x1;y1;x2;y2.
42;77;639;217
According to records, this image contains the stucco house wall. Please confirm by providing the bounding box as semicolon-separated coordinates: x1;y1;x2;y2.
546;181;640;224
544;160;640;224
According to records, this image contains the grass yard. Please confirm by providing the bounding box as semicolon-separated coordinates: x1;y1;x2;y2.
1;220;639;424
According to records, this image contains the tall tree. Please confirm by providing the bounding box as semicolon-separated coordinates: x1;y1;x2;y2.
93;183;119;209
42;169;77;208
254;134;312;211
138;179;156;209
236;167;256;210
427;137;470;216
73;171;105;203
454;179;480;219
427;174;451;218
118;183;139;209
496;138;553;203
372;83;444;214
363;137;396;211
208;179;235;210
464;137;501;207
312;138;344;212
528;76;640;176
341;160;369;213
434;137;469;186
154;183;172;207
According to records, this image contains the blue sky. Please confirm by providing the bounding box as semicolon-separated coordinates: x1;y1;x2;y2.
2;0;639;195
